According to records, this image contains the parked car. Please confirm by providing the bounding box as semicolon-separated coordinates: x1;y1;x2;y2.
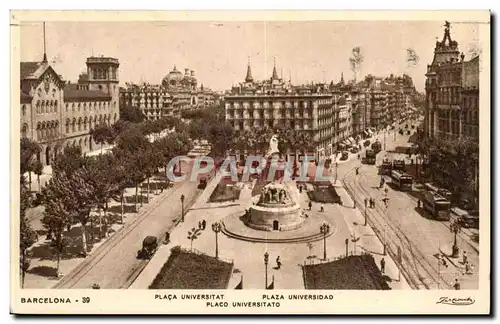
137;236;158;259
340;151;349;161
363;140;371;147
350;147;359;154
458;198;475;211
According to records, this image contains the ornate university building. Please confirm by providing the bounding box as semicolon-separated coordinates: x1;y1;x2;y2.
424;22;480;142
20;55;120;167
119;66;218;120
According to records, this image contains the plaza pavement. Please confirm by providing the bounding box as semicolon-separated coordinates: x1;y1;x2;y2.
132;164;410;290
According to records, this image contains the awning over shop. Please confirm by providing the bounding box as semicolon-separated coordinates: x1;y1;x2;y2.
343;139;351;146
363;131;369;137
348;137;356;144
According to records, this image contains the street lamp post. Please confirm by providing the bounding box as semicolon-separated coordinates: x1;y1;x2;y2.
211;222;221;259
450;219;461;258
264;252;269;288
180;194;185;223
382;197;390;255
334;162;338;183
320;223;330;261
345;238;349;257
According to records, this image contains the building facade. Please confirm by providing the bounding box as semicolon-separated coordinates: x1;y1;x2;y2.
120;66;218;120
225;61;338;160
20;55;120;167
424;22;480;142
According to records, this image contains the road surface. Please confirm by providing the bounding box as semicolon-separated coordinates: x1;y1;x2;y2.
54;162;201;289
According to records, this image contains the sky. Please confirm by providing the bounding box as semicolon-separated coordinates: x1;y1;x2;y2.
20;20;480;92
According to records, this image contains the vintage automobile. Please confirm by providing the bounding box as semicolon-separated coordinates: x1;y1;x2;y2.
363;139;371;147
340;151;349;161
137;236;159;260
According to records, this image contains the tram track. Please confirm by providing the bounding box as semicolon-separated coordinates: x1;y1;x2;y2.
343;167;452;289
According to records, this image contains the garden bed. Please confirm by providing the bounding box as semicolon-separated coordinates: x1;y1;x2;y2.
307;184;341;204
149;246;233;289
303;254;390;290
208;182;242;203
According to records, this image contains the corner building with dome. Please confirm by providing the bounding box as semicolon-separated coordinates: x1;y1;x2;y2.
119;65;219;120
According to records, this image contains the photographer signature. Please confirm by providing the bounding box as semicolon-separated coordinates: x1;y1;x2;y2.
436;297;475;306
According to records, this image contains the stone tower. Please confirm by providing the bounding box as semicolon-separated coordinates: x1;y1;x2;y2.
86;56;120;123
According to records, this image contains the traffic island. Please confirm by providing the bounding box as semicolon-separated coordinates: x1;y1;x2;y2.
208;181;242;203
149;246;233;289
302;254;391;290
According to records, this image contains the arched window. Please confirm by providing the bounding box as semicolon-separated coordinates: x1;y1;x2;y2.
114;113;117;123
54;100;58;113
84;137;88;147
36;123;41;139
21;123;28;138
36;101;40;114
84;117;88;130
66;119;70;134
66;103;69;112
41;101;45;114
72;103;75;112
72;118;76;132
22;105;26;117
78;118;82;131
78;103;81;112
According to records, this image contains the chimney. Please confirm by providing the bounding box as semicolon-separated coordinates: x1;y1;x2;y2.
191;70;195;77
185;68;189;76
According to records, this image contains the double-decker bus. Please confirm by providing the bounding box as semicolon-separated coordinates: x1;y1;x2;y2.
362;149;377;165
421;191;451;221
390;170;413;191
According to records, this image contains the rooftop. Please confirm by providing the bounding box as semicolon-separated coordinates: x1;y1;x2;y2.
64;84;111;102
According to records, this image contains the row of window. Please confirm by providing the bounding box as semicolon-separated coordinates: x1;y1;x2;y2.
65;101;116;112
34;100;58;115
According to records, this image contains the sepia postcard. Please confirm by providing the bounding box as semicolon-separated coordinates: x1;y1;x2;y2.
10;10;491;315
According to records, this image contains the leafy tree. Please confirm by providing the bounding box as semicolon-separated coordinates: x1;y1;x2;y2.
349;47;364;82
20;179;38;287
86;154;123;238
32;159;44;192
52;145;86;177
20;138;42;191
119;105;145;123
44;168;96;256
41;193;71;275
90;122;116;154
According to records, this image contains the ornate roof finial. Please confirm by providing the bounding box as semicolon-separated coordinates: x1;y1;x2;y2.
340;72;345;85
245;57;254;83
271;57;279;80
42;22;48;63
173;65;177;71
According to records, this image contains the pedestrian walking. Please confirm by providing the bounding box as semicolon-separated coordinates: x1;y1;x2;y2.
320;203;325;212
462;251;468;265
384;188;389;196
299;185;303;193
380;258;386;274
164;232;170;244
364;197;368;208
453;278;461;290
276;256;281;269
417;200;421;208
356;166;360;175
308;201;312;211
198;220;202;229
202;219;207;230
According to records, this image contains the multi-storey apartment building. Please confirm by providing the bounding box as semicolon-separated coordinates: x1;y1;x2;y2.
424;22;479;142
119;66;218;120
20;54;120;167
224;61;337;160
